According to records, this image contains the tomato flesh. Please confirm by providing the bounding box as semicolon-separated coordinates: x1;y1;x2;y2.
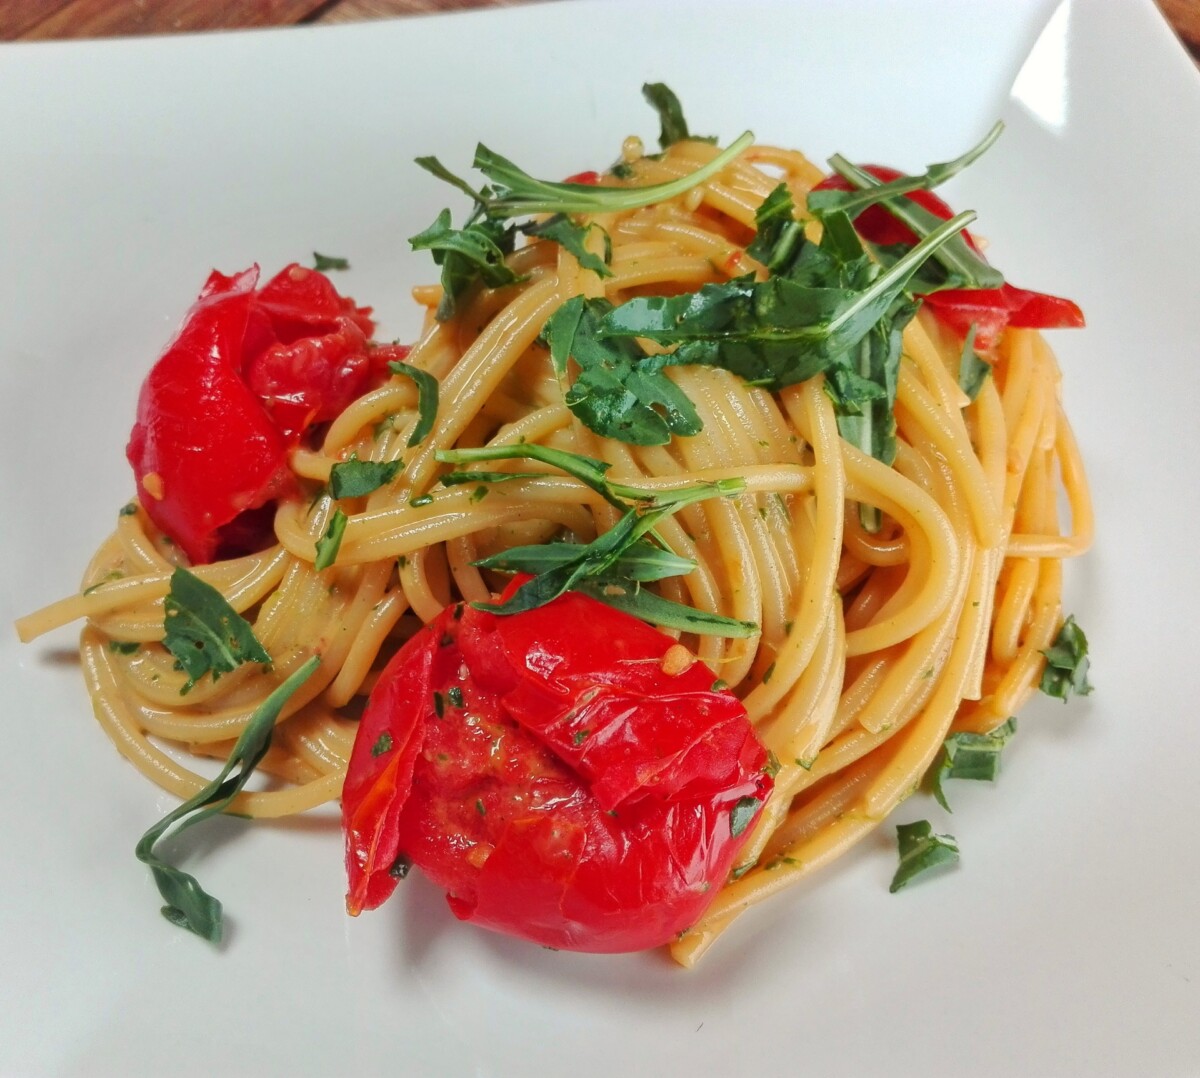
343;590;773;953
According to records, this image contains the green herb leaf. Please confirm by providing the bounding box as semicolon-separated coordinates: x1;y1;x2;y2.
1039;615;1093;701
575;580;758;638
729;795;761;838
541;294;703;446
371;732;394;757
930;716;1017;812
746;183;806;273
312;251;350;271
315;508;348;571
475;538;695;582
387;360;440;447
108;640;141;655
408;208;523;320
134;655;320;941
329;455;402;499
889;820;960;893
957;324;992;401
162;568;271;694
641;81;715;149
521;214;612;277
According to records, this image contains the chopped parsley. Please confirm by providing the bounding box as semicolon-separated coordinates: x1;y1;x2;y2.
1039;615;1093;701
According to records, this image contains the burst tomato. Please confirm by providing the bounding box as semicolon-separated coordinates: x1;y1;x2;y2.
126;263;389;563
342;588;773;953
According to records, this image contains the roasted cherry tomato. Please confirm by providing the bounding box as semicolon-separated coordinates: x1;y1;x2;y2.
342;587;774;953
813;165;1083;351
126;263;387;564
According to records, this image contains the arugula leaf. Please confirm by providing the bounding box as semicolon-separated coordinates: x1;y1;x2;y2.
746;183;806;273
447;442;750;632
387;360;439;447
134;655;320;942
417;132;754;220
521;215;612;277
574;579;758;638
312;252;349;272
1040;615;1093;700
817;145;1003;293
930;716;1018;812
315;509;348;571
408;208;523;320
809;122;1003;222
476;538;696;582
542;295;703;446
957;324;991;401
163;568;271;695
329;455;402;499
889;820;960;893
641;82;715;149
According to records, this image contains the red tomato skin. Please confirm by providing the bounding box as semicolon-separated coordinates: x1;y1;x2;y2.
812;167;1083;349
126;263;390;563
125;267;291;565
342;593;773;953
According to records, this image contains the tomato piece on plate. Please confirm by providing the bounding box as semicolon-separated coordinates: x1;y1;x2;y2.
342;590;773;953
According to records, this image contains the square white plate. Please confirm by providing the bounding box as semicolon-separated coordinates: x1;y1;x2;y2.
2;1;1198;1073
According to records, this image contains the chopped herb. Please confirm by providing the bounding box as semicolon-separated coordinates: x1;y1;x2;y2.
795;756;815;771
470;485;489;503
329;455;402;499
1040;615;1093;701
108;640;141;655
389;854;413;879
572;729;591;746
83;570;124;595
432;692;445;718
371;732;394;757
475;799;486;816
314;508;348;571
711;679;728;692
447;686;464;708
397;555;408;570
762;662;776;684
119;502;139;517
889;820;959;893
611;161;634;180
312;251;350;271
134;655;320;941
162;567;271;694
931;717;1018;811
409;494;434;508
763;750;781;778
729;795;761;838
387;360;439;447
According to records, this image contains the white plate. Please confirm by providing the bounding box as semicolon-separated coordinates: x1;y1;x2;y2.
2;0;1198;1073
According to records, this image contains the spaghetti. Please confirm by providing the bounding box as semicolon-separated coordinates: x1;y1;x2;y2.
16;123;1092;965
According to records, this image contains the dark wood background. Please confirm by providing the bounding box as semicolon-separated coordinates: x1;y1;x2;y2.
1;0;1197;60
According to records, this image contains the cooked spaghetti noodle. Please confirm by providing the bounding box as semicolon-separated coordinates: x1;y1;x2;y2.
15;131;1092;965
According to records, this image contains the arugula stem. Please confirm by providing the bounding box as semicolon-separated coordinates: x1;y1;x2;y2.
134;655;321;942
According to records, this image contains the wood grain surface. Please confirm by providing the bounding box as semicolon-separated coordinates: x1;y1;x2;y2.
1;0;1198;56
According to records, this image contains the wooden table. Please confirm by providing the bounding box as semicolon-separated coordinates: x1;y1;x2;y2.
2;0;1198;59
